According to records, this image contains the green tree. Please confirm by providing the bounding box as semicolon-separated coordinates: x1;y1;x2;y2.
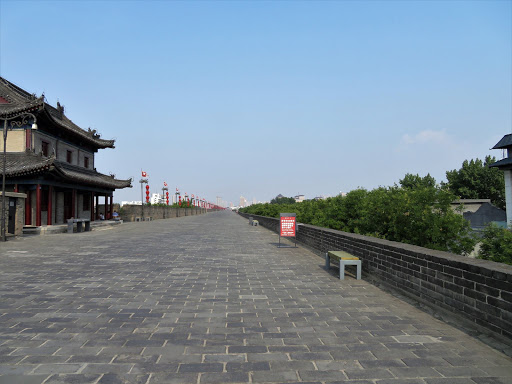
445;156;505;209
478;223;512;265
240;176;477;255
270;195;296;205
399;173;437;189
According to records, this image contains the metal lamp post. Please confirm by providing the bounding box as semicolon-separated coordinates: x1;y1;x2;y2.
139;178;148;220
1;112;38;241
162;186;168;204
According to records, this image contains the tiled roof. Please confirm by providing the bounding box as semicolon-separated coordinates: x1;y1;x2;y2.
44;103;115;149
0;77;114;149
1;152;132;189
492;134;512;150
0;152;55;176
54;161;132;189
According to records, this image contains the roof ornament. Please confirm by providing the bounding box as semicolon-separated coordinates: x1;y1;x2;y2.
87;127;100;139
57;101;64;118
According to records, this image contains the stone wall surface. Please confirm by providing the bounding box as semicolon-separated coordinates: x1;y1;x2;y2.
120;205;208;222
239;212;512;340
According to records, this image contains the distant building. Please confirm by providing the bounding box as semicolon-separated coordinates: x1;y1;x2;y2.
150;193;162;205
451;199;506;231
294;194;305;203
121;201;142;206
240;196;247;208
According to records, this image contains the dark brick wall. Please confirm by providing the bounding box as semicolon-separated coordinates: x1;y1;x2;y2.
239;212;512;340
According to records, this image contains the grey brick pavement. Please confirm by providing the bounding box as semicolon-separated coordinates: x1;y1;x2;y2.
0;211;511;384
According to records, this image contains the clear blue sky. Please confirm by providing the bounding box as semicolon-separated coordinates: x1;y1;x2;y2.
1;0;511;206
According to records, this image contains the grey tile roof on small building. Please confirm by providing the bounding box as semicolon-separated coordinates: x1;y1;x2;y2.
488;157;512;169
492;134;512;149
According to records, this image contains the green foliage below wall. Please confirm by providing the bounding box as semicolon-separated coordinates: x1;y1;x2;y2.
478;223;512;265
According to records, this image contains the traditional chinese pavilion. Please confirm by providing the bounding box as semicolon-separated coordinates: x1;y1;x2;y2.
0;77;131;230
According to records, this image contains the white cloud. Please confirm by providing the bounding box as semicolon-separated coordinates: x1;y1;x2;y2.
401;130;451;146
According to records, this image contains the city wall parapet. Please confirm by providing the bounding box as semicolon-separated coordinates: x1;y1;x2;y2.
121;206;208;221
239;212;512;341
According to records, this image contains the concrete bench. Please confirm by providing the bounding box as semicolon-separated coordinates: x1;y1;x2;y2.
67;219;91;234
325;251;361;280
252;220;259;226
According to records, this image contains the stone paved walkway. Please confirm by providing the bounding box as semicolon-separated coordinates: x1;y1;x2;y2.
0;211;511;384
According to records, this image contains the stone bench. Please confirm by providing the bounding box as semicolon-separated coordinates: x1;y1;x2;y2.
67;219;91;234
325;251;361;280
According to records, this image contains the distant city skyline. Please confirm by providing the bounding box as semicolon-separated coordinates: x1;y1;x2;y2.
1;1;510;205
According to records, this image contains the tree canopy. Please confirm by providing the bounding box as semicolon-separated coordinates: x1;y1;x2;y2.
444;156;505;209
399;173;437;189
270;195;296;204
241;181;476;255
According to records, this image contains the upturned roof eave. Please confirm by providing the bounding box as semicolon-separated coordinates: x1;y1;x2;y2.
41;106;115;149
52;161;132;189
0;77;115;149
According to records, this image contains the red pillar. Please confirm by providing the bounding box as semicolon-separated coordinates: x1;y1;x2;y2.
14;184;18;193
71;189;76;218
25;190;32;225
25;129;32;150
95;194;99;220
105;195;109;219
91;192;95;221
47;186;53;225
36;184;41;227
109;194;113;220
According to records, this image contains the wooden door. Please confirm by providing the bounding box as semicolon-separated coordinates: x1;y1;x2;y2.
7;198;16;234
63;192;72;220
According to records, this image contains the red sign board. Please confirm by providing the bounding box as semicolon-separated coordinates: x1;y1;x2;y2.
280;214;296;237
